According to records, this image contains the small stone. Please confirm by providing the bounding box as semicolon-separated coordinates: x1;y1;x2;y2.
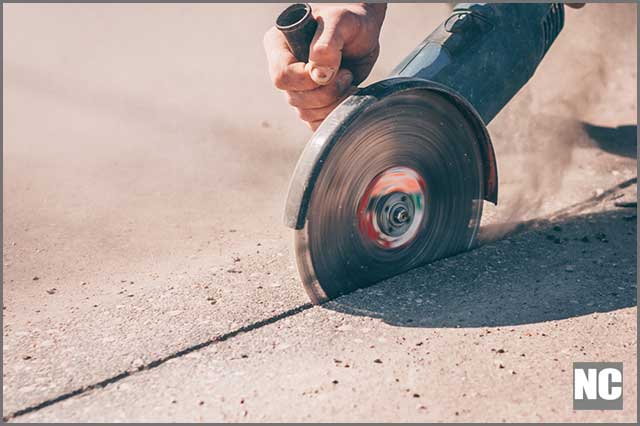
232;256;241;263
132;358;144;369
496;348;505;354
373;358;383;364
46;288;57;295
198;400;205;406
412;393;420;398
498;363;505;369
332;380;339;384
32;276;40;281
22;355;32;360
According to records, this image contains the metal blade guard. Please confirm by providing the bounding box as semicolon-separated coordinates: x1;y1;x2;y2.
281;3;565;304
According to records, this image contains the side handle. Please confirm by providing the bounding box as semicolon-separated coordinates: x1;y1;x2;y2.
276;3;317;63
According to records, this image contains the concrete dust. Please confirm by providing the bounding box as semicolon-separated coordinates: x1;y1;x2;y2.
482;4;637;240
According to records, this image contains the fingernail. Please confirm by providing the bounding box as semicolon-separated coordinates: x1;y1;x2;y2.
310;66;335;85
337;72;354;93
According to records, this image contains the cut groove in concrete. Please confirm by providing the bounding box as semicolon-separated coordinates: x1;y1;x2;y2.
2;303;314;422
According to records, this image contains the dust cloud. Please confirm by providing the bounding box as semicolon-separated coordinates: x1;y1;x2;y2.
480;4;637;241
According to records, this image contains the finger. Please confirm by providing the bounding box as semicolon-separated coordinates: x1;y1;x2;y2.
307;13;349;85
285;69;353;108
263;27;319;91
296;97;346;123
308;120;324;131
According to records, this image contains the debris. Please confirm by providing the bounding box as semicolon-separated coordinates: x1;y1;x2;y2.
565;265;575;272
241;354;249;359
206;297;217;305
498;363;505;369
332;380;339;384
227;268;242;274
412;393;420;398
615;201;637;208
623;215;636;222
198;400;205;406
80;281;88;286
594;232;608;243
552;225;562;232
496;348;505;354
22;355;32;360
373;358;383;364
32;276;40;281
580;236;590;243
232;256;241;263
46;288;57;295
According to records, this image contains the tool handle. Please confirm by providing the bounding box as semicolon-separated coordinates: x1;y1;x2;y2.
276;3;317;63
391;3;565;124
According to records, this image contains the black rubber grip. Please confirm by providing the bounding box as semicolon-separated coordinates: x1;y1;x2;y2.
276;3;317;63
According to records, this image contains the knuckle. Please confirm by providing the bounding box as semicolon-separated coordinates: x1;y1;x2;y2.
297;108;317;122
317;87;338;106
284;91;299;107
272;68;289;90
334;9;357;29
312;42;333;58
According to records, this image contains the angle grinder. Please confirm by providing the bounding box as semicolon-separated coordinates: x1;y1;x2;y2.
276;3;565;304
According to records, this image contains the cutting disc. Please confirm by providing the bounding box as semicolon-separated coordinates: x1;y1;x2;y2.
293;84;486;304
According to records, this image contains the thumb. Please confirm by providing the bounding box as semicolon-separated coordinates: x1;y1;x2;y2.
307;17;344;85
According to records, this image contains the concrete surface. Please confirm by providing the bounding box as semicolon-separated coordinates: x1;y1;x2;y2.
2;3;637;422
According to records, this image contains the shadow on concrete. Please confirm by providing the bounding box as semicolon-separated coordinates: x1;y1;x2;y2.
582;123;637;159
325;208;636;328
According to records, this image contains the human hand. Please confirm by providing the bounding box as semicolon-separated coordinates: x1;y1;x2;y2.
264;3;387;130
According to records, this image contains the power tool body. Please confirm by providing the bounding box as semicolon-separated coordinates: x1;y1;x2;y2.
277;3;565;304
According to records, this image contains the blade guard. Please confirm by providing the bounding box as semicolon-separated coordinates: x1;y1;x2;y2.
283;77;498;230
